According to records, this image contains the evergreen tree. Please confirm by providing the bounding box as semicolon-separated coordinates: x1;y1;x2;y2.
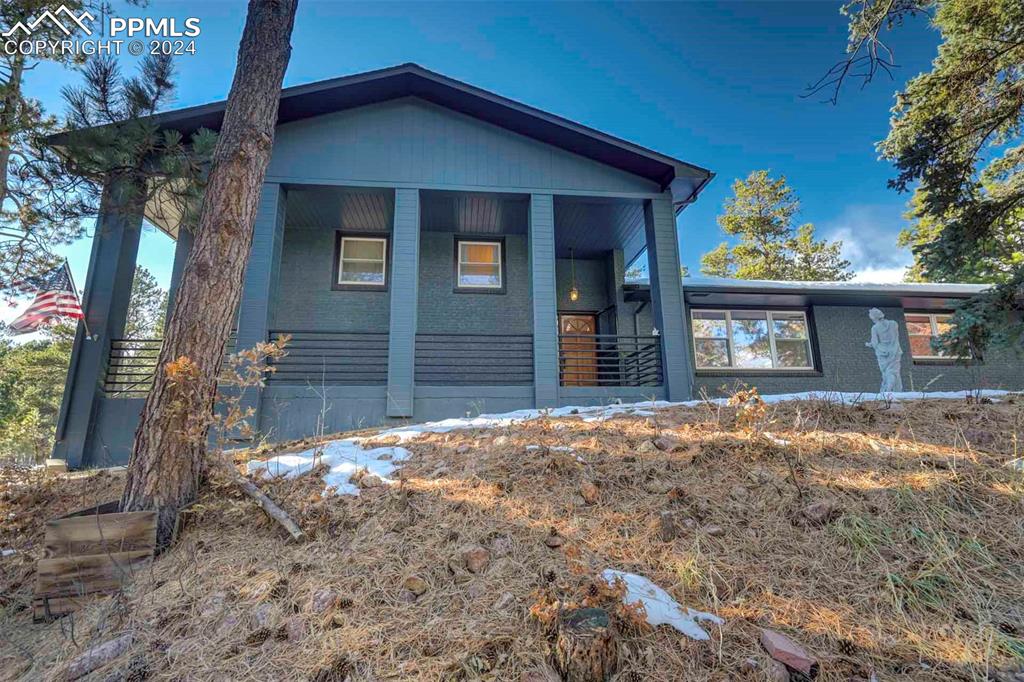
819;0;1024;355
700;170;853;281
124;266;168;340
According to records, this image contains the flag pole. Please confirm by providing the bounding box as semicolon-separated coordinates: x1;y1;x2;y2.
64;260;92;340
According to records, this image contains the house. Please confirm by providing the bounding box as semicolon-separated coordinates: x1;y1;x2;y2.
50;64;1024;469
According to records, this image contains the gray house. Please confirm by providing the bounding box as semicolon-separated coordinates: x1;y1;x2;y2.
51;64;1023;469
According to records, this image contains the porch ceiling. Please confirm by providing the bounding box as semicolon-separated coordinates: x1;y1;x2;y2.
420;191;527;235
554;196;646;261
284;185;393;231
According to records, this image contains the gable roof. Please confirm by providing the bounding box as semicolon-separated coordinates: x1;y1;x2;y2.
96;63;712;208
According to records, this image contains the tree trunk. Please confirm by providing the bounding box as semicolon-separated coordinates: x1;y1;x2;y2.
121;0;298;546
552;608;619;682
0;52;26;208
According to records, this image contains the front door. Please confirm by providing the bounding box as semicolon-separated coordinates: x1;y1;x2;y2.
559;314;598;386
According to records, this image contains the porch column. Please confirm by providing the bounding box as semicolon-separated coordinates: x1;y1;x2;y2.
164;226;193;326
529;193;559;408
643;192;693;400
234;182;287;428
386;188;421;417
52;179;143;468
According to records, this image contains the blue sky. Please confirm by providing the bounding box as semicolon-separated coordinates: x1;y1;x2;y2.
5;0;940;326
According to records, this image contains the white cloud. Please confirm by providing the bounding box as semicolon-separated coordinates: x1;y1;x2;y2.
819;203;913;283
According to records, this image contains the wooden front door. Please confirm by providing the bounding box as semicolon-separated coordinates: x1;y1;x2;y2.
559;314;598;386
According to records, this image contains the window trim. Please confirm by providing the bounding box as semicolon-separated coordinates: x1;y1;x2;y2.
690;307;817;372
332;232;390;291
453;236;506;294
905;311;969;361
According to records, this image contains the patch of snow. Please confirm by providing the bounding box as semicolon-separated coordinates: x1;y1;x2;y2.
247;439;409;497
601;569;723;640
1;548;16;557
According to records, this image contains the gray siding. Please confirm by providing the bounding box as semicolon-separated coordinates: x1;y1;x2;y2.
273;225;391;333
555;258;609;317
416;232;532;335
689;303;1024;397
267;98;661;196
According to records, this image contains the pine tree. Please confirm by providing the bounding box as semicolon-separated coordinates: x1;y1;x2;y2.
818;0;1024;355
700;170;853;281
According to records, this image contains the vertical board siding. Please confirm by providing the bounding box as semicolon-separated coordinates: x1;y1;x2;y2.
52;180;143;468
235;183;287;423
268;99;660;195
387;188;421;416
644;194;693;400
529;193;559;407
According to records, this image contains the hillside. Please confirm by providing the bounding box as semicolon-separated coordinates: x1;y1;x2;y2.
2;393;1023;681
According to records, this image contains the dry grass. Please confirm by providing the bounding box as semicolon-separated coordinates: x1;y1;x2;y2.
2;395;1024;681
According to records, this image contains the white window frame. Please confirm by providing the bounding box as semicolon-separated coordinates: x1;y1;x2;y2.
456;239;502;289
691;309;814;371
338;236;387;287
906;312;964;359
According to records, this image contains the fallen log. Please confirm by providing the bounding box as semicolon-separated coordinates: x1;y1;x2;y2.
62;633;133;681
552;607;619;682
225;464;305;542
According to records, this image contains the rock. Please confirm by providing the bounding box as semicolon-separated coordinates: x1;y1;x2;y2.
284;616;306;643
637;440;658;454
739;658;759;674
309;588;338;614
490;534;514;557
461;545;491;573
494;435;510;447
653;436;685;452
200;591;228;618
544;531;566;548
580;480;600;505
62;634;133;681
252;603;274;628
801;500;840;526
767;659;791;682
404;576;428;596
760;628;817;677
643;479;673;495
658;511;683;542
358;473;384;489
703;524;725;537
748;466;774;484
494;591;515;610
455;443;471;454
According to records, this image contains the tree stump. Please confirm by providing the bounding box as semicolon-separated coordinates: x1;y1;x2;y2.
552;607;619;682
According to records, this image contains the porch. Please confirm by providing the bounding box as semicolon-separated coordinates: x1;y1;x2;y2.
56;183;689;465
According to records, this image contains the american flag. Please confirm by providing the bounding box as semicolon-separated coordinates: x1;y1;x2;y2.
9;263;84;334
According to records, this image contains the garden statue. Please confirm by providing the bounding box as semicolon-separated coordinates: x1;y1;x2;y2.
865;308;903;393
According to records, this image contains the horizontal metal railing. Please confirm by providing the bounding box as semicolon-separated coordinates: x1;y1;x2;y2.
103;332;237;398
267;330;389;385
558;334;662;387
415;333;534;386
103;338;163;398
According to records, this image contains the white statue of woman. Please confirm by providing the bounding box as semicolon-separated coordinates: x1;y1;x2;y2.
865;308;903;393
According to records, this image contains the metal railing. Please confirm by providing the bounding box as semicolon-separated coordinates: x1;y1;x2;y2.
558;334;662;387
415;333;534;385
267;330;389;385
102;332;237;399
103;338;162;398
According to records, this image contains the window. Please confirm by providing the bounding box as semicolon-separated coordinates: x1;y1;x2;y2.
336;235;387;288
906;313;961;359
456;239;503;290
691;309;813;370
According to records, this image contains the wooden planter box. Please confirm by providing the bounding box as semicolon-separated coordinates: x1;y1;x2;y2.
33;502;157;622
